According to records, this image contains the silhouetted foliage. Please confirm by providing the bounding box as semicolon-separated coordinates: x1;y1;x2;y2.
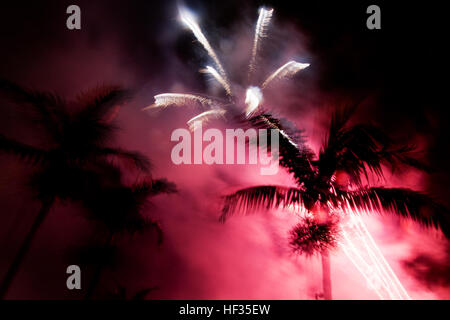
290;217;339;256
222;104;450;245
0;80;175;299
221;103;448;299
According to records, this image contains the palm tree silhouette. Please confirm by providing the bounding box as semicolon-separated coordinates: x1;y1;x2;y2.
0;80;153;299
81;176;176;299
220;105;450;299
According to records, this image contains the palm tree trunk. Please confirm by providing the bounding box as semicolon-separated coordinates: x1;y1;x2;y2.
84;232;114;300
321;250;332;300
315;204;333;300
0;198;53;299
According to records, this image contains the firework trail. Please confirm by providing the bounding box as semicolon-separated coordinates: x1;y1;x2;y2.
187;109;227;131
143;93;224;110
179;7;231;96
248;8;274;82
200;66;233;97
339;212;411;300
262;61;310;89
148;7;310;127
259;115;299;148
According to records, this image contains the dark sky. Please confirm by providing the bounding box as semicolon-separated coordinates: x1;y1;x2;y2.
0;0;448;299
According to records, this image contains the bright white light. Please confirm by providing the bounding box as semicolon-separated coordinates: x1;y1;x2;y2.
187;109;226;131
178;6;229;90
245;86;263;116
249;7;274;78
143;93;223;110
178;6;199;28
201;66;232;97
262;61;310;89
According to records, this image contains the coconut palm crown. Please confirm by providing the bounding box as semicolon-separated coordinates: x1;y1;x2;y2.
221;105;450;240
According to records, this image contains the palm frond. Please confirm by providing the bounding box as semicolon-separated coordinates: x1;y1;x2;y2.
340;187;450;238
96;147;152;172
378;144;430;173
321;121;427;185
327;103;359;141
81;179;169;242
130;178;176;245
247;113;315;185
131;178;177;203
0;79;65;138
220;185;305;222
68;116;117;148
76;85;130;122
147;178;178;195
321;124;385;183
0;133;48;165
82;185;150;235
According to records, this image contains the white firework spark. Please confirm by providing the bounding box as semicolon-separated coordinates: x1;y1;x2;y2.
249;7;274;80
179;7;231;93
147;7;309;122
262;60;310;89
245;86;263;116
143;93;223;110
187;109;227;131
200;66;233;97
259;115;299;148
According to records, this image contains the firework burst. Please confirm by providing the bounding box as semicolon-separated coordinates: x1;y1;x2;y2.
146;6;310;130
